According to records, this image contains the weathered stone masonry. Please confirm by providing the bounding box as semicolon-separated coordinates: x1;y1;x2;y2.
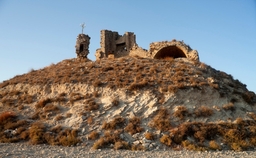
75;34;90;59
75;29;199;62
95;30;136;60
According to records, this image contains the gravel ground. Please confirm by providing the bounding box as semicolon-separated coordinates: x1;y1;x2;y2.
0;143;256;158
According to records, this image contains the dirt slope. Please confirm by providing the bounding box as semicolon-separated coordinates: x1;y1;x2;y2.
0;56;256;151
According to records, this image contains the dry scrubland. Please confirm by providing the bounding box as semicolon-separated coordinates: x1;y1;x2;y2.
0;56;256;152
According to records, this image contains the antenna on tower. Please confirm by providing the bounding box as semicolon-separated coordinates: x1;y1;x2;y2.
80;23;85;34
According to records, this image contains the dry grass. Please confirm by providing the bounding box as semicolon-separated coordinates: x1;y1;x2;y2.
87;116;94;125
223;102;235;111
194;106;214;117
92;130;124;150
124;117;144;135
57;129;80;146
29;122;46;145
111;98;119;106
144;132;154;140
102;116;126;130
114;141;129;150
88;131;99;140
149;108;171;131
35;98;52;109
209;140;221;150
173;106;189;120
160;134;172;146
85;99;99;111
0;111;16;123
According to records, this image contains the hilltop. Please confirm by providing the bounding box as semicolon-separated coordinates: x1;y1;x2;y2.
0;56;256;151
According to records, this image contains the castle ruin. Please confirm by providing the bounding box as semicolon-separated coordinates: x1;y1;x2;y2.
75;34;90;59
95;30;136;60
75;29;199;62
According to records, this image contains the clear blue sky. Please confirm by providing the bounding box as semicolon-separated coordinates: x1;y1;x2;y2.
1;1;256;92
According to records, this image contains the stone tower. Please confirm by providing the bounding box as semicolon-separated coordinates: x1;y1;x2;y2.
75;34;90;59
95;30;136;60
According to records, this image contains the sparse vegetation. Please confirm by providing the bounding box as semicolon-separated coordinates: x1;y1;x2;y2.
124;117;144;135
149;108;171;131
160;134;172;146
223;102;235;111
1;56;256;151
102;116;126;130
88;131;99;140
173;106;189;120
194;106;214;117
144;132;154;140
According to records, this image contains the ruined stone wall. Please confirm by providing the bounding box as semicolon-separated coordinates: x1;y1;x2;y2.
95;30;136;60
149;40;199;61
129;44;149;58
75;34;90;59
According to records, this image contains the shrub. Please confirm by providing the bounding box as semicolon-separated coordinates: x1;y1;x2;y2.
87;116;94;125
92;137;106;149
160;134;172;146
43;104;59;113
88;131;99;140
70;93;84;104
209;140;221;150
4;119;27;130
114;141;129;150
112;98;119;106
55;115;64;121
242;91;256;104
128;80;148;91
131;144;145;151
223;102;235;111
194;106;213;117
144;132;154;140
58;129;80;146
149;108;171;131
124;117;144;135
0;111;16;123
35;98;52;109
92;131;122;149
182;140;206;151
102;116;126;130
85;99;99;111
50;125;62;133
29;122;46;145
173;106;189;120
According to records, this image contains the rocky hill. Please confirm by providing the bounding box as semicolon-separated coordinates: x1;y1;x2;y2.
0;56;256;151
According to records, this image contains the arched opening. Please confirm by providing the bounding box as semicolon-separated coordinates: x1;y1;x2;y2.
79;44;84;53
154;46;187;59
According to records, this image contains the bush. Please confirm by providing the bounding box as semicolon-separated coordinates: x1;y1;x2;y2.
124;117;144;135
112;98;119;106
209;140;221;150
102;116;126;130
149;108;171;131
0;111;16;123
114;141;129;150
223;102;235;111
29;122;46;145
194;106;213;117
144;132;154;140
58;129;80;146
35;98;52;109
160;134;172;146
88;131;99;140
173;106;189;120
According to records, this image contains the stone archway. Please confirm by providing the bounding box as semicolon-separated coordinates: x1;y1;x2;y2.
154;46;187;59
149;40;199;62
